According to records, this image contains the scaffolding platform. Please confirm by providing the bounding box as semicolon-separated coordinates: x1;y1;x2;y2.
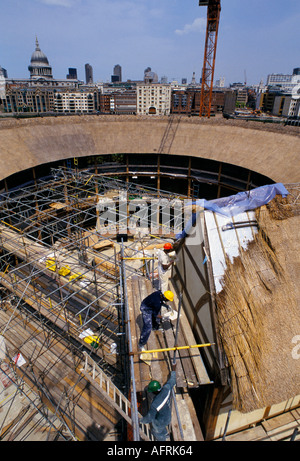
0;170;205;440
0;304;121;441
127;275;208;392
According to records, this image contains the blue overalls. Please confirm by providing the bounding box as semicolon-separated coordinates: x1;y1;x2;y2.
138;291;168;347
140;371;177;441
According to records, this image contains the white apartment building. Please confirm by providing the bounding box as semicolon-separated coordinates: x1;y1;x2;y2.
54;90;97;113
136;83;171;115
267;68;300;91
289;84;300;117
271;84;300;117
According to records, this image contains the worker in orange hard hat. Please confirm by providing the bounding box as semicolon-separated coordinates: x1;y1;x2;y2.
157;242;176;292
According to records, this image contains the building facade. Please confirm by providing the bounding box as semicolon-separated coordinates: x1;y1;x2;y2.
267;68;300;91
54;89;99;113
171;87;226;115
3;87;55;113
136;83;171;115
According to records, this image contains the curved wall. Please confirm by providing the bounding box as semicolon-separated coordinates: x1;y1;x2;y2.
0;115;299;183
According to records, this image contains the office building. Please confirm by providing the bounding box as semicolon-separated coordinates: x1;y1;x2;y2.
85;64;93;84
112;65;122;83
67;68;78;80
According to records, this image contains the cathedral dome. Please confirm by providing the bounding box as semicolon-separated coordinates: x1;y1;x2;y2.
31;51;49;66
29;37;53;79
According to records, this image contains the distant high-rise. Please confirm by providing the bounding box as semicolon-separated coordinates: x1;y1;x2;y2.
181;78;187;85
112;64;122;82
67;68;77;80
144;67;158;84
85;64;93;84
215;77;225;88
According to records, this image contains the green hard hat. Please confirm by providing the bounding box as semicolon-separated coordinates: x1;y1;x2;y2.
148;380;161;392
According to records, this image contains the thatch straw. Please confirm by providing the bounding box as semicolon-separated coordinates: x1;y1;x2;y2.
216;188;300;413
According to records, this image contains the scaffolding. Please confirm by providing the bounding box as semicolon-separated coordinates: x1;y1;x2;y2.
0;167;190;440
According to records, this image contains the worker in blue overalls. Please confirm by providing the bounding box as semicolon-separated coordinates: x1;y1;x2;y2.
138;290;174;351
140;370;177;441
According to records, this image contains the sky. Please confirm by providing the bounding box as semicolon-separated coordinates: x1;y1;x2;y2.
0;0;299;86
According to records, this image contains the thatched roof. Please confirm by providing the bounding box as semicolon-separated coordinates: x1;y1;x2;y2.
215;184;300;413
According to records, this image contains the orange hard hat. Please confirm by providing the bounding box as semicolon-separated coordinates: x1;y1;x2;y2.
163;243;173;250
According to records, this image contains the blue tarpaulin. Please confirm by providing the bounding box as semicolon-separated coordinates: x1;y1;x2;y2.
176;183;289;239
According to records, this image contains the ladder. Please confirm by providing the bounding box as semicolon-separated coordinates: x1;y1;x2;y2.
81;352;153;441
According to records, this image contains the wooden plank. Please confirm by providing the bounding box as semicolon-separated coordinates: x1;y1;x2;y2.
6;407;40;441
138;278;165;385
220;425;271;442
262;411;300;441
175;323;199;388
127;277;143;392
291;408;300;421
134;294;152;392
171;280;211;385
262;412;295;432
160;319;186;388
267;422;300;441
172;394;197;441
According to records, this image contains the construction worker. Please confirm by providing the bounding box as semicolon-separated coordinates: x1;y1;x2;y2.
140;370;177;441
157;242;176;292
138;290;174;350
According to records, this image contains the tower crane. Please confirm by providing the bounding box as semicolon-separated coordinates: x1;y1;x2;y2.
199;0;221;117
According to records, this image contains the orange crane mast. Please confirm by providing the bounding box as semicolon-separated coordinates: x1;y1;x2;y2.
199;0;221;117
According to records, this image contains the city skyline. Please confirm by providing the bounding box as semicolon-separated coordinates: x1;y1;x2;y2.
1;0;299;86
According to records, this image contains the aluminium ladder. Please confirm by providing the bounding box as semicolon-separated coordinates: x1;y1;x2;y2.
81;352;153;441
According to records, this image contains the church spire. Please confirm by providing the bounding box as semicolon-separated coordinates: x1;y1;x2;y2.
35;36;40;51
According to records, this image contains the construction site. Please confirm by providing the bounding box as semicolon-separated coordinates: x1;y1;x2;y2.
0;167;219;441
0;163;299;442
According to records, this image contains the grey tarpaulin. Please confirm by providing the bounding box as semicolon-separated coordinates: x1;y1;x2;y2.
176;183;289;239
